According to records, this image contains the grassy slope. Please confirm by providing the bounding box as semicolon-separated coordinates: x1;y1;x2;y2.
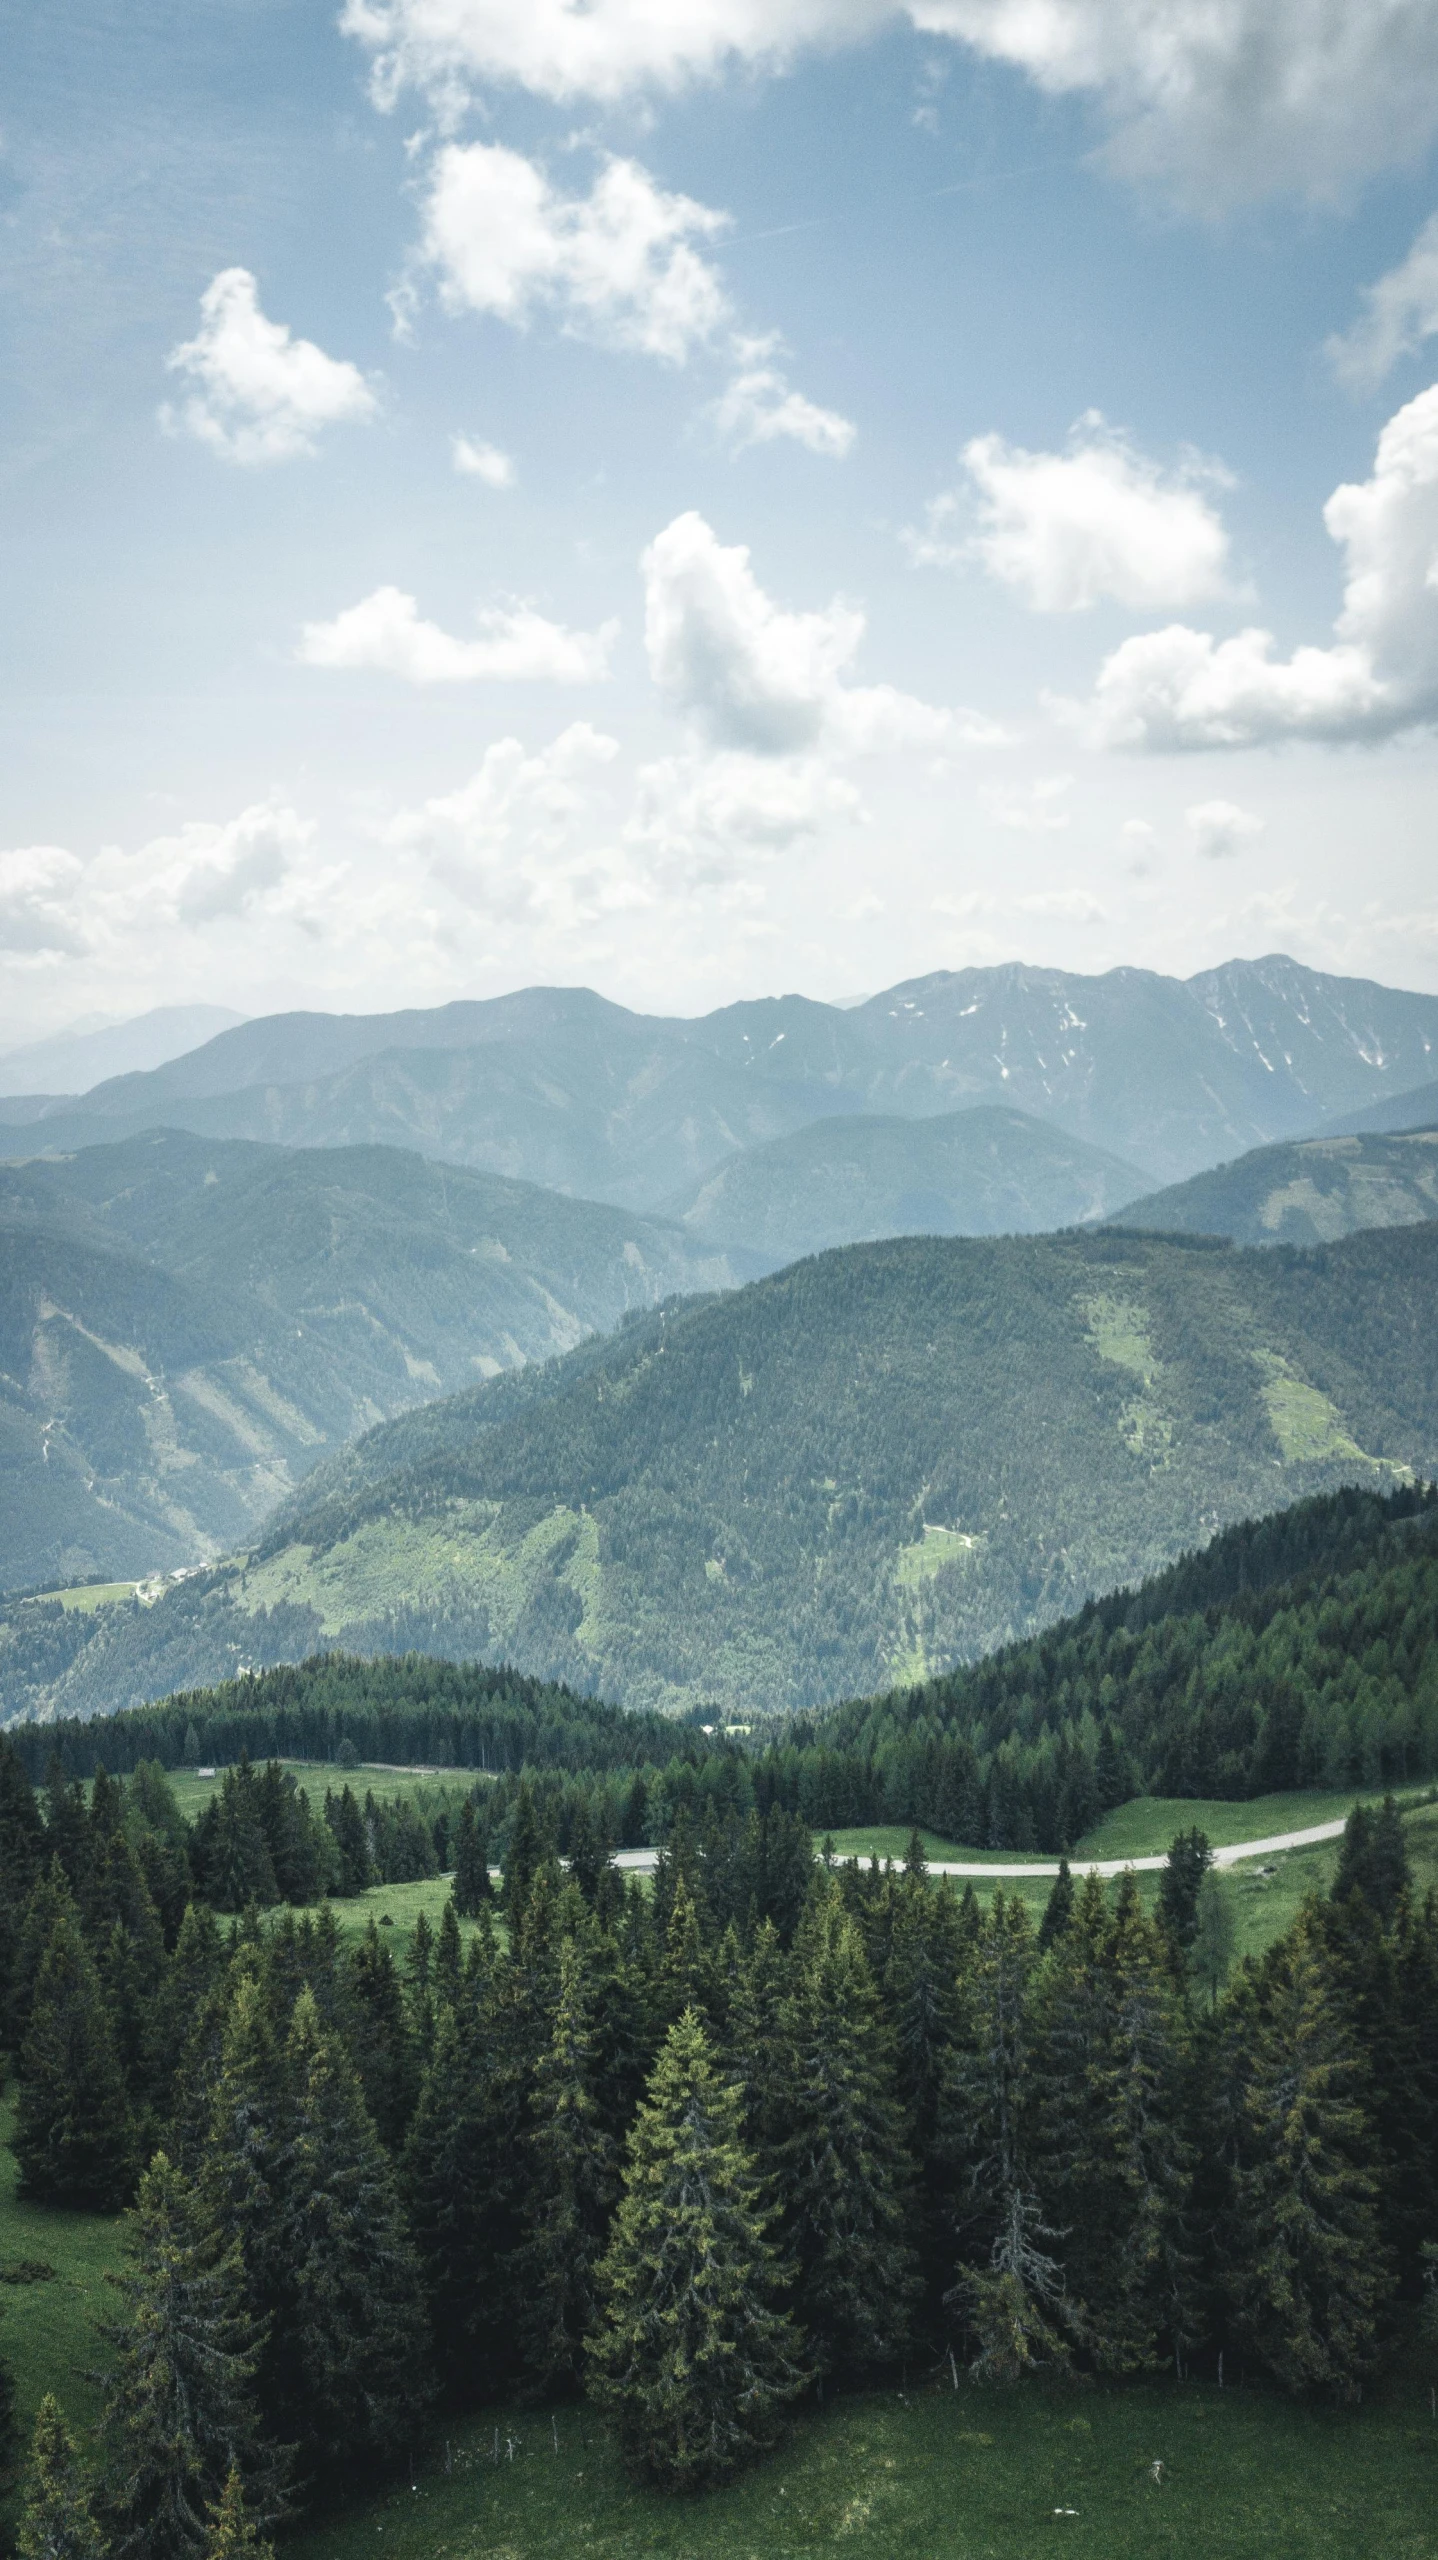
0;2095;121;2437
289;2363;1438;2560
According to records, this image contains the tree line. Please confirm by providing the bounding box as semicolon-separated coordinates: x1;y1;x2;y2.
2;1723;1435;2535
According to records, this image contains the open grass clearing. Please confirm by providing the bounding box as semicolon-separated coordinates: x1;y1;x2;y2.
290;2355;1438;2560
0;2093;121;2440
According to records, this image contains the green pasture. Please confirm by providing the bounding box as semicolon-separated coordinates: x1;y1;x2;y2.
291;2356;1438;2560
0;2094;121;2439
159;1761;483;1826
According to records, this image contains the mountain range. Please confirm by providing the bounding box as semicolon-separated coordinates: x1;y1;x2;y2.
7;1218;1435;1725
5;954;1438;1200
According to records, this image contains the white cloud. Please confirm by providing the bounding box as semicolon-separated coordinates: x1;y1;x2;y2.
452;434;515;486
387;724;621;915
160;269;377;465
1186;799;1265;861
342;0;893;111
1067;380;1438;748
417;145;730;363
137;806;315;925
299;585;616;684
911;416;1237;611
710;344;856;458
1327;214;1438;391
627;749;863;881
0;847;88;955
641;510;992;755
343;0;1438;205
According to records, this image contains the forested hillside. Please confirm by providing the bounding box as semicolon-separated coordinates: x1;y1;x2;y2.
0;1131;733;1589
668;1104;1146;1266
1121;1128;1438;1246
11;1221;1435;1724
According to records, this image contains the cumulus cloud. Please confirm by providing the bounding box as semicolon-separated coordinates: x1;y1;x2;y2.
417;145;730;363
627;749;863;882
641;510;995;755
343;0;1438;205
299;585;616;683
0;847;89;955
1186;799;1264;860
910;416;1237;611
1327;214;1438;391
452;434;515;486
1066;380;1438;748
710;344;855;457
387;724;621;915
160;269;377;465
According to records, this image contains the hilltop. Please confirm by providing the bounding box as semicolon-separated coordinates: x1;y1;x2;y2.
1120;1126;1438;1246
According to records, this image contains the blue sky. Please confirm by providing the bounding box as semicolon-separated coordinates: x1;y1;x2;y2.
4;0;1438;1038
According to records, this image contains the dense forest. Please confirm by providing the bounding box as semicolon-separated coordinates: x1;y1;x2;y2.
15;1483;1438;1868
1;1720;1434;2553
8;1221;1438;1726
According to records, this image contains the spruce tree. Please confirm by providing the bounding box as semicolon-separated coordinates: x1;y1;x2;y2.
18;2397;105;2560
514;1936;617;2395
451;1802;490;1917
403;1989;519;2401
203;2469;273;2560
15;1911;134;2207
99;2154;282;2560
199;1966;296;2433
1191;1871;1237;2009
1223;1905;1392;2400
1037;1860;1075;1953
1158;1830;1213;1957
774;1891;919;2376
278;1990;429;2474
347;1922;417;2150
589;2009;806;2490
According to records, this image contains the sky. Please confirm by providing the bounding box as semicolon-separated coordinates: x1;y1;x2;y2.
4;0;1438;1041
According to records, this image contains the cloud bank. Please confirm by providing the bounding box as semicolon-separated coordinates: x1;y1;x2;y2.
344;0;1438;204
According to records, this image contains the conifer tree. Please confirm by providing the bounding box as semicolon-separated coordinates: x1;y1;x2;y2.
202;2469;273;2560
1332;1797;1411;1927
1191;1871;1236;2010
1158;1830;1213;1957
99;2154;282;2560
774;1890;918;2376
347;1923;417;2149
199;1967;295;2429
15;1911;134;2207
451;1802;490;1917
944;1890;1070;2380
589;2009;806;2490
514;1936;617;2394
503;1782;545;1926
1223;1906;1393;2400
279;1991;429;2473
403;1987;518;2400
433;1898;464;2009
1037;1859;1075;1953
18;2396;105;2560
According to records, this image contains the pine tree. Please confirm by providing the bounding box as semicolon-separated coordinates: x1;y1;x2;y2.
451;1802;490;1917
403;1988;519;2402
1037;1860;1075;1953
279;1990;429;2474
1332;1797;1411;1927
514;1937;617;2395
99;2154;283;2560
15;1911;134;2207
944;1890;1070;2380
1223;1905;1393;2400
1191;1872;1237;2010
199;1966;296;2436
18;2396;105;2560
202;2469;273;2560
347;1922;417;2150
589;2009;806;2490
774;1891;918;2377
1158;1830;1213;1957
503;1782;545;1927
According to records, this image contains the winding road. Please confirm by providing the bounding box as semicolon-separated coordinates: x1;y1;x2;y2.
610;1818;1350;1883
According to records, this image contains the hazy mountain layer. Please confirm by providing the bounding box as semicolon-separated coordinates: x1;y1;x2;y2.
12;1221;1436;1725
0;1005;246;1097
0;1132;734;1591
5;955;1437;1198
668;1105;1149;1265
1330;1076;1438;1138
1121;1129;1438;1246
